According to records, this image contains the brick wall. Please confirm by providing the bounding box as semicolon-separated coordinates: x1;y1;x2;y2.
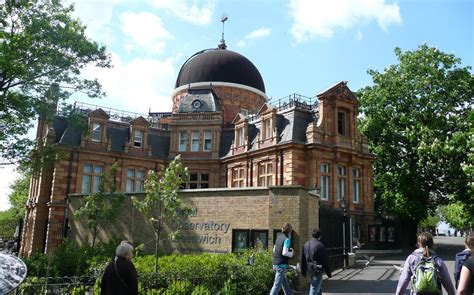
68;186;319;262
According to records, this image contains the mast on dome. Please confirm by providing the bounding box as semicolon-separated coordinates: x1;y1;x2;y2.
218;15;228;49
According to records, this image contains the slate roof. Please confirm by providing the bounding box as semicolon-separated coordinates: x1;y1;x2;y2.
107;127;129;152
178;88;220;113
148;133;170;158
51;100;316;161
219;107;316;158
219;129;234;158
51;116;170;159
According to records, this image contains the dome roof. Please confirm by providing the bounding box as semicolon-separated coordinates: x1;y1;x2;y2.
175;49;265;93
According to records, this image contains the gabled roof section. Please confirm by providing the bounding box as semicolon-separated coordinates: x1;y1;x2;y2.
232;113;247;124
88;108;110;120
316;81;357;101
130;116;150;127
257;102;275;115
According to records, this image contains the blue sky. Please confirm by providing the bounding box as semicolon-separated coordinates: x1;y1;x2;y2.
0;0;472;209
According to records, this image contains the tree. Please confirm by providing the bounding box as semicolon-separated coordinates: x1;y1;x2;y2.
358;45;473;241
418;214;439;232
0;170;30;238
75;163;125;249
0;0;111;165
133;155;190;272
441;201;472;231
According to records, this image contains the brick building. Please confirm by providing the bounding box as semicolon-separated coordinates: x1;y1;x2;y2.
21;44;375;259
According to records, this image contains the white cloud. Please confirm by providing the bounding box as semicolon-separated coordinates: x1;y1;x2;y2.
289;0;402;42
70;0;124;42
82;53;175;114
236;40;247;48
0;166;19;210
146;0;216;25
237;27;272;47
120;12;172;53
245;28;272;39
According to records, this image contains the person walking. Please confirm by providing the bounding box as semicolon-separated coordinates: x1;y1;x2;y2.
456;233;474;295
454;233;473;288
396;232;455;295
270;223;294;295
101;241;138;295
300;228;332;295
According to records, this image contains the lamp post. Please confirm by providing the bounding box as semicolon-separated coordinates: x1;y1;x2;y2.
339;198;347;268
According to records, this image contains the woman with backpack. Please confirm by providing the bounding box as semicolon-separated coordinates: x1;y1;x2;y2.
396;231;455;295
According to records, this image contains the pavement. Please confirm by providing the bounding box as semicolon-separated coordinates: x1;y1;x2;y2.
296;236;466;295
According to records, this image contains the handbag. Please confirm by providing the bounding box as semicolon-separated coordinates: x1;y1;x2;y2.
114;258;129;289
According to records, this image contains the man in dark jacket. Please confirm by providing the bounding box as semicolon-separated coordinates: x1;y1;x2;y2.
301;229;332;295
101;241;138;295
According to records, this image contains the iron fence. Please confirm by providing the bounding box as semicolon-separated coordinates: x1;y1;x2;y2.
319;204;347;270
9;276;96;295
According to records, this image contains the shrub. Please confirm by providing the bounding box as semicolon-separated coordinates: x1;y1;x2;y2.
192;285;212;295
130;249;293;295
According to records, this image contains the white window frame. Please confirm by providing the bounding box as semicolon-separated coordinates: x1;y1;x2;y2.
179;130;187;152
336;165;346;201
91;123;102;142
258;162;273;187
263;118;272;139
133;129;143;147
126;168;145;192
352;168;361;204
204;130;212;151
320;163;330;201
81;163;104;194
236;128;244;147
232;167;245;188
191;131;200;152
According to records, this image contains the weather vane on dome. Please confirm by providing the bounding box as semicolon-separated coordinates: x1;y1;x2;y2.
218;14;228;49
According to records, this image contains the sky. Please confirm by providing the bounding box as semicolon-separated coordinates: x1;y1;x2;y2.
0;0;472;210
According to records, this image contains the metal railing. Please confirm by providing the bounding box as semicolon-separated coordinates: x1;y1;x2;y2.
269;93;319;112
10;276;96;295
62;102;170;129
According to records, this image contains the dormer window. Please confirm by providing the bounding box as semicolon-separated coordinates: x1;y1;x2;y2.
236;128;244;147
240;109;248;116
91;123;102;142
263;118;272;139
337;111;346;136
133;130;143;147
204;130;212;151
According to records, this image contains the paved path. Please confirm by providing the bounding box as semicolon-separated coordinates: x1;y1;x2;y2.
316;236;466;295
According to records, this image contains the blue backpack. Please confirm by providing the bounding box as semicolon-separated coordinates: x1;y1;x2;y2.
454;250;471;288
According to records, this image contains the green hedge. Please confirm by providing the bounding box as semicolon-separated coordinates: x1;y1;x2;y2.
133;249;297;294
22;242;298;295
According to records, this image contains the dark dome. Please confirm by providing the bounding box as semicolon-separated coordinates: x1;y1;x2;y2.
175;49;265;93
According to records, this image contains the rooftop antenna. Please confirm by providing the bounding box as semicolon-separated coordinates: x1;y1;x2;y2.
218;14;228;49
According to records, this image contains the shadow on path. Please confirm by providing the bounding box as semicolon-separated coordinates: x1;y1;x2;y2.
318;236;465;295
